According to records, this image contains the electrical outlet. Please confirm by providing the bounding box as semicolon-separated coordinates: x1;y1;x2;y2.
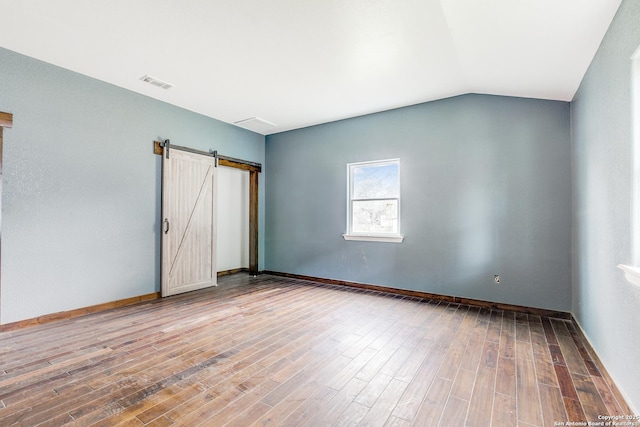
493;275;500;284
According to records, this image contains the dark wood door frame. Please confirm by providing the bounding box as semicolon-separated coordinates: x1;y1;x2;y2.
0;112;13;318
217;155;261;276
154;141;261;275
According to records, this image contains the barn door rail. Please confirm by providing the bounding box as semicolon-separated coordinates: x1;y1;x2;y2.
154;140;261;172
158;139;218;166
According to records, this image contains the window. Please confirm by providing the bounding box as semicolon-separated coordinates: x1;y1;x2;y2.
343;159;403;243
618;44;640;287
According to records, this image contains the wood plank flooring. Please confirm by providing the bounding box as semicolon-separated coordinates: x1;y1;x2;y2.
0;274;632;426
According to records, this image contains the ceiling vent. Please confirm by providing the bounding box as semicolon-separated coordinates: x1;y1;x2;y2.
234;117;277;133
139;75;173;90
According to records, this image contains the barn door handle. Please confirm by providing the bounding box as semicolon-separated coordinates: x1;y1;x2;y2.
163;219;170;234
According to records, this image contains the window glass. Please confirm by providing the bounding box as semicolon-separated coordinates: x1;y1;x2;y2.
347;159;400;238
352;163;399;199
352;199;398;234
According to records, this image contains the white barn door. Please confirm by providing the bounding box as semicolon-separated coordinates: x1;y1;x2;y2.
162;148;217;297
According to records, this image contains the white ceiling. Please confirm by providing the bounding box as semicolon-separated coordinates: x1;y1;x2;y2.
0;0;622;135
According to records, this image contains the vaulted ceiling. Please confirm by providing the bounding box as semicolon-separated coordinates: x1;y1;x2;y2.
0;0;622;134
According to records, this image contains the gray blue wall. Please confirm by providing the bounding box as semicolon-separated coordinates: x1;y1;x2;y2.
265;94;572;311
0;48;265;324
571;0;640;411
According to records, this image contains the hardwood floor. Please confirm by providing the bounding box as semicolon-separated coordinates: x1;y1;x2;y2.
0;274;632;426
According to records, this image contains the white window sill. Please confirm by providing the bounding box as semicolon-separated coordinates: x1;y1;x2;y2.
342;234;404;243
617;264;640;288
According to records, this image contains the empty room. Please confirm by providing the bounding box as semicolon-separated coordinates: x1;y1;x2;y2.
1;0;639;426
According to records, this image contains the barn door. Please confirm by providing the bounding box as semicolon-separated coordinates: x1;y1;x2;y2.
162;148;217;297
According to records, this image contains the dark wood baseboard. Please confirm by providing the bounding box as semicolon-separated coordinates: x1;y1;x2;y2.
0;269;251;332
0;292;161;332
0;270;572;332
569;316;634;415
217;268;249;277
264;270;572;320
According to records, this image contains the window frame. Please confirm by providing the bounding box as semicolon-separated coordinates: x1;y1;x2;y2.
618;44;640;287
343;158;404;243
